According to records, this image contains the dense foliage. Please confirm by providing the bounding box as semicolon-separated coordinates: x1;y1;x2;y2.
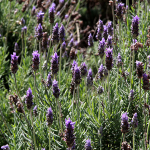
0;0;150;150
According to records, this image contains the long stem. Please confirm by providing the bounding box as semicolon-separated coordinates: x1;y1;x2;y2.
34;71;37;105
14;74;18;94
49;127;51;150
39;41;42;75
144;92;147;150
59;47;62;87
72;89;75;120
108;71;111;113
133;129;135;150
77;85;80;123
30;109;36;150
130;50;132;88
56;98;59;129
98;96;101;123
57;98;62;133
116;68;119;94
140;78;141;106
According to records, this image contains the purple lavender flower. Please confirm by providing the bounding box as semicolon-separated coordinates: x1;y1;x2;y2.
71;60;77;77
136;61;143;78
98;64;104;80
142;73;150;91
21;17;25;25
35;23;43;41
129;89;134;101
21;26;27;38
85;139;92;150
105;47;113;70
131;113;138;128
1;144;10;150
37;11;44;24
52;23;59;44
103;66;108;78
46;107;53;126
51;52;59;75
98;20;104;33
80;62;88;77
121;112;129;133
32;51;40;71
74;41;78;49
64;118;75;148
116;3;124;19
52;79;60;98
103;25;108;40
59;0;64;4
116;53;122;67
98;38;105;58
11;52;19;74
59;24;65;43
14;43;19;52
73;65;81;85
107;21;113;36
97;86;104;95
87;68;93;88
31;6;36;16
88;33;93;47
61;41;66;52
46;73;52;88
33;105;38;117
131;15;139;39
65;14;69;19
68;38;74;48
107;35;112;48
49;4;55;23
25;88;33;109
96;28;102;40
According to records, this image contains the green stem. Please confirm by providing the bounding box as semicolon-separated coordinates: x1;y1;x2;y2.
144;92;147;150
57;98;62;133
133;130;135;150
39;41;42;75
132;49;135;88
34;71;37;105
77;85;80;123
140;78;141;107
49;127;51;150
56;98;59;129
59;47;62;87
30;109;36;150
130;50;132;89
98;96;101;124
116;68;119;94
72;89;75;120
108;71;111;113
14;74;18;94
112;0;115;38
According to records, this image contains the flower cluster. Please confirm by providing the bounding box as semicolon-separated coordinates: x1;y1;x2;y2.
98;38;106;58
105;47;113;70
25;88;33;110
116;53;122;67
52;80;60;98
121;112;129;133
131;15;139;39
52;23;59;44
32;51;40;71
87;68;93;88
11;52;19;74
64;118;75;148
88;33;93;47
131;113;138;128
51;52;59;75
80;62;88;77
136;61;143;78
46;107;53;126
85;139;92;150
